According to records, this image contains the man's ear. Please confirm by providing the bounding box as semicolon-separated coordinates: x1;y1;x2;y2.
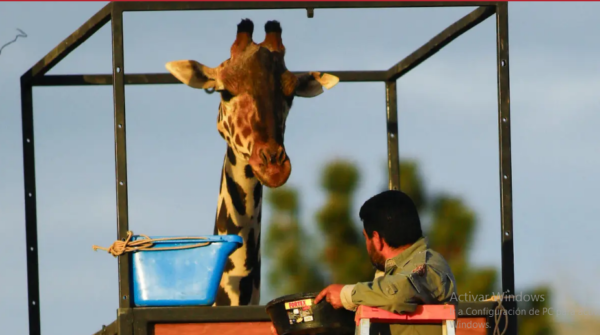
372;231;384;251
165;60;220;89
294;71;339;97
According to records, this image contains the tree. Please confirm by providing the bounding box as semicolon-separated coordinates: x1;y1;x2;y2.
314;160;375;284
263;186;326;295
264;158;554;334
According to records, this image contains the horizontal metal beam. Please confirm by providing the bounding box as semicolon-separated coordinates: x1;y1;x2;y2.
92;320;117;335
386;5;496;81
131;302;499;323
118;1;493;12
21;3;112;82
133;306;271;323
32;71;389;86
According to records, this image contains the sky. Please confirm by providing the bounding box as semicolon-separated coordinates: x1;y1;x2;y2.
1;2;599;335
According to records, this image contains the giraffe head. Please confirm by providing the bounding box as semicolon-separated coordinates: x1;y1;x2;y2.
166;19;339;188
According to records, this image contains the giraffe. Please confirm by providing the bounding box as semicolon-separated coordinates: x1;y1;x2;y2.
165;19;339;306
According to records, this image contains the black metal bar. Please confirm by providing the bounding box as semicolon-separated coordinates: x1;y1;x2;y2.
32;71;388;86
21;77;41;335
385;81;400;191
21;3;111;81
133;306;272;324
386;5;495;81
132;315;148;335
495;3;516;335
111;6;134;335
118;308;134;335
92;320;118;335
119;1;490;12
126;302;497;333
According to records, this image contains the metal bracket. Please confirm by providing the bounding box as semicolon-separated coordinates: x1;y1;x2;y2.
307;7;314;18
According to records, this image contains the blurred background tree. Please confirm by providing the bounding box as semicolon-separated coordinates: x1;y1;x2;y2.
264;158;554;334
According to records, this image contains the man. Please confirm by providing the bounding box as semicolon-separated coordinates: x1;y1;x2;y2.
291;190;457;335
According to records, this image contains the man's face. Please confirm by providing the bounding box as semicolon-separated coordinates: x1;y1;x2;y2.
363;229;386;272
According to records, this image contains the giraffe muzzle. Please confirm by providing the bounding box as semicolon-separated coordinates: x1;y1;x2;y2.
249;144;291;188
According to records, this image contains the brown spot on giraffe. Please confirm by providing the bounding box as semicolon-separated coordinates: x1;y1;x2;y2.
166;18;339;306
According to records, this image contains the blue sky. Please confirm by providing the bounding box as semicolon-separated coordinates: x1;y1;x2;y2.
1;2;599;335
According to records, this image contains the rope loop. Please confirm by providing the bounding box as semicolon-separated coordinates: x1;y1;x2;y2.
492;292;509;335
92;231;211;257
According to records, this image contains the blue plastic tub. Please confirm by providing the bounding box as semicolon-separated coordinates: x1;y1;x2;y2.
130;234;242;307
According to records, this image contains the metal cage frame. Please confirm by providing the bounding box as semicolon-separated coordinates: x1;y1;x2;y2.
20;2;515;335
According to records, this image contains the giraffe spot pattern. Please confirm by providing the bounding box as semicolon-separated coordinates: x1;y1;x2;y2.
239;227;260;305
215;199;229;234
254;232;261;290
254;260;261;290
227;146;237;166
213;169;226;234
223;258;235;273
214;286;231;306
253;183;262;209
244;164;254;179
225;171;247;216
242;127;251;137
225;214;242;236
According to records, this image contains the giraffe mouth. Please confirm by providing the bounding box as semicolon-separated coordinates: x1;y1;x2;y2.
248;150;291;188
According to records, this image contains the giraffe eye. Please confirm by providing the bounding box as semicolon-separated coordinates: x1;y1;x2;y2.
220;90;234;102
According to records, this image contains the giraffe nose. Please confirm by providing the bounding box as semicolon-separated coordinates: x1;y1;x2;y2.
259;146;287;166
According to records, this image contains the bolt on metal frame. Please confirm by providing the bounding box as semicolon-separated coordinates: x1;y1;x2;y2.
20;2;515;335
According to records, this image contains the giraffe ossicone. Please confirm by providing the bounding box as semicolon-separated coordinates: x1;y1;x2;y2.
166;18;339;306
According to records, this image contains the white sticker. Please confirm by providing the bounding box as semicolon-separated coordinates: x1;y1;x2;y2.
304;316;314;322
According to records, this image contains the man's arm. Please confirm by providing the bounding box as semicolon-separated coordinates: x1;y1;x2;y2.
341;264;457;313
340;273;421;314
340;285;357;311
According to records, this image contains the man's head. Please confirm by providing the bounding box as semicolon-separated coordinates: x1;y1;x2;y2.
359;190;423;271
165;19;339;188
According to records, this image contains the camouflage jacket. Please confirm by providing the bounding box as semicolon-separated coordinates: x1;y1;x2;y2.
340;237;457;335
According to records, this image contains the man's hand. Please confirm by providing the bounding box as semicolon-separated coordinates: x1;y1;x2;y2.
314;284;345;309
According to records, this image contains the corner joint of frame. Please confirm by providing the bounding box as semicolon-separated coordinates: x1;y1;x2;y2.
110;1;124;17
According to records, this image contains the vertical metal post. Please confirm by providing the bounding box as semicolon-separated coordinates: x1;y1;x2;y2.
496;3;517;334
385;80;400;190
21;78;41;335
111;4;134;335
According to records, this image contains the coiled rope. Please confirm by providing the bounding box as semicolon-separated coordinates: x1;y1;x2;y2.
492;293;509;335
92;231;211;257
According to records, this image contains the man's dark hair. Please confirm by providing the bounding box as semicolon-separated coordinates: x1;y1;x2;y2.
359;190;423;248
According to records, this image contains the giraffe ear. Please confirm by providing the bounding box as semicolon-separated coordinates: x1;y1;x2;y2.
294;72;339;97
166;60;219;89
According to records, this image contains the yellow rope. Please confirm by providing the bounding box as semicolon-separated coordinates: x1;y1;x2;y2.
92;231;211;257
492;293;509;335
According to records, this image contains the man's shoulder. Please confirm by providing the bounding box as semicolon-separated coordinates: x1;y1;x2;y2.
424;248;452;268
392;247;455;285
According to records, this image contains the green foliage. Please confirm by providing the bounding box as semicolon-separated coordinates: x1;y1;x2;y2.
315;160;374;284
263;187;326;295
264;158;554;334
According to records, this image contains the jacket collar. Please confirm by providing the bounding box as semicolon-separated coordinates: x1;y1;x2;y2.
384;237;428;273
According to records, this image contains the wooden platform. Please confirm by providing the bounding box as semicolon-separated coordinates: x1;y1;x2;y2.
154;322;272;335
153;318;488;335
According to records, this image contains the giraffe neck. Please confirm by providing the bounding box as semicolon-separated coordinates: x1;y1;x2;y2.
212;146;262;306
